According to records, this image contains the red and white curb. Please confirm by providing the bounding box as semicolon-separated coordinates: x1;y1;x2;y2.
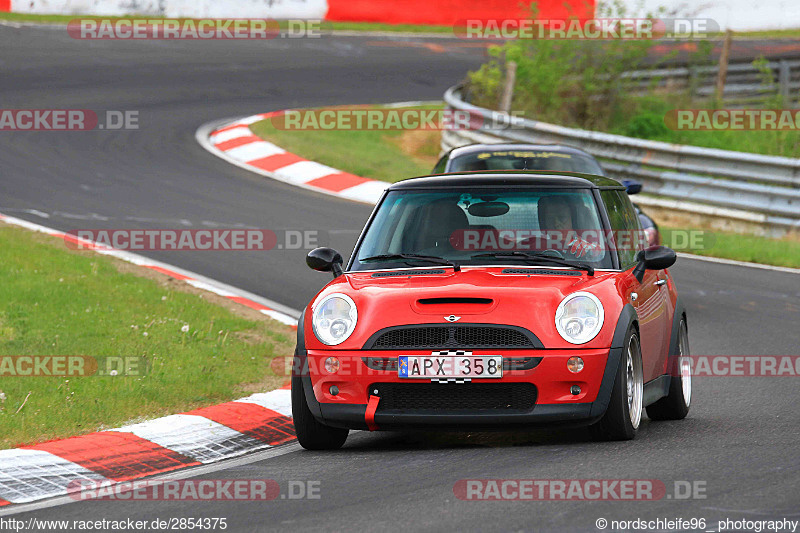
197;111;390;205
0;213;301;507
0;386;292;506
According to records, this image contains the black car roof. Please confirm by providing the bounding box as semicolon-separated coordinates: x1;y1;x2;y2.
444;142;598;160
389;170;624;190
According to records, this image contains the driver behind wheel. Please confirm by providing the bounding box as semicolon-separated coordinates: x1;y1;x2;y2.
537;196;602;260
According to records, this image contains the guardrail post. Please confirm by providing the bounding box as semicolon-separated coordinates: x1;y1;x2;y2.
779;59;791;105
499;60;517;114
715;30;733;102
688;66;699;99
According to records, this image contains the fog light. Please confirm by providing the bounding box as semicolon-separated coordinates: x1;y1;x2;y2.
324;357;340;374
567;356;584;373
329;385;340;396
570;385;581;395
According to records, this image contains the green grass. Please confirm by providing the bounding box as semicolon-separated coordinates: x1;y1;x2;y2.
720;28;800;39
661;227;800;268
609;95;800;159
249;105;443;183
325;21;453;34
0;225;294;449
0;12;454;33
615;117;800;159
0;12;87;24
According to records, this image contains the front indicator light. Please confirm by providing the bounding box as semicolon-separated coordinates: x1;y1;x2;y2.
324;357;340;374
567;356;585;373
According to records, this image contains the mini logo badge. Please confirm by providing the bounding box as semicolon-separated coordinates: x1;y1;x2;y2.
444;315;461;323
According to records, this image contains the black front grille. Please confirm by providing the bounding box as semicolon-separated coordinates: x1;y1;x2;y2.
365;324;541;350
453;326;530;347
371;382;537;412
373;326;449;348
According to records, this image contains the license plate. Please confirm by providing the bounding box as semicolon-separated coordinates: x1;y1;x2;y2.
398;353;503;379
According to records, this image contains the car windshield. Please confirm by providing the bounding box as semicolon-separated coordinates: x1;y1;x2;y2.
447;149;604;175
351;188;615;271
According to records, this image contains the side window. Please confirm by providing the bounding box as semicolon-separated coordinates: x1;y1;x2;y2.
432;156;448;174
601;190;643;268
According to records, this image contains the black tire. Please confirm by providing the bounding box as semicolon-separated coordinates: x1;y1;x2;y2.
291;375;349;450
646;318;691;420
590;324;643;441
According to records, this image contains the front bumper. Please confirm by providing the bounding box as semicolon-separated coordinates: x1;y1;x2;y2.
298;347;624;431
316;400;600;431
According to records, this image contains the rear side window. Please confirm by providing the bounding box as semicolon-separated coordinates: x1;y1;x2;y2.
601;190;644;268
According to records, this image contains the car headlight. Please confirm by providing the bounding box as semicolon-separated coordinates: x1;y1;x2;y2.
554;291;604;345
312;293;358;346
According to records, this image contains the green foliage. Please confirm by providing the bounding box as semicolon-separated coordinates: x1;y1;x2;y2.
464;2;800;158
623;110;670;139
466;2;657;131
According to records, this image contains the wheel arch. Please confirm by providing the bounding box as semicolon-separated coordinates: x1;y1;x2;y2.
666;297;688;375
293;307;324;419
589;304;638;417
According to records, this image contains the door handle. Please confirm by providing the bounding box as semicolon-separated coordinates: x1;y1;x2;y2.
655;279;667;286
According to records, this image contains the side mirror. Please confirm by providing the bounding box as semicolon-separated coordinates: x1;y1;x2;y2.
632;246;677;282
307;247;344;278
622;179;643;195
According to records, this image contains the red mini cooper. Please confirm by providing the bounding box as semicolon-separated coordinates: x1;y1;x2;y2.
292;172;691;449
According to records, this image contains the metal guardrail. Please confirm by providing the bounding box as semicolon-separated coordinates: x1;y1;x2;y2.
623;57;800;107
441;85;800;233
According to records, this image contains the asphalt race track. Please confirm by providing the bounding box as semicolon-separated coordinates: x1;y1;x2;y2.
2;24;799;532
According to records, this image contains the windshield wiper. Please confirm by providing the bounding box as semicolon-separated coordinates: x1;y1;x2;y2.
471;251;594;275
359;253;461;272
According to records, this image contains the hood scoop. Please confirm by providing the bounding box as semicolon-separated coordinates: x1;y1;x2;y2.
417;297;493;305
412;297;496;315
